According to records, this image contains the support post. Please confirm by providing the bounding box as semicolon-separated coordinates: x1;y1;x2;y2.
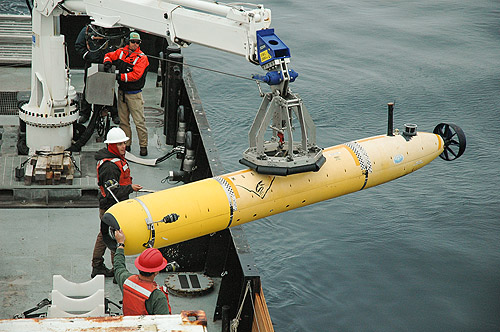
160;44;180;107
221;305;230;332
164;51;183;144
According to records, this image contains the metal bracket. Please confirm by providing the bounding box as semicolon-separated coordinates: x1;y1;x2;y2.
240;89;325;176
137;203;179;248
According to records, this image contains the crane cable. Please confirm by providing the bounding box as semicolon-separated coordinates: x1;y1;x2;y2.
146;53;261;83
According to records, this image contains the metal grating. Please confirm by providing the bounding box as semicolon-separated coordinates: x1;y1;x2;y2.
165;273;214;297
0;91;19;115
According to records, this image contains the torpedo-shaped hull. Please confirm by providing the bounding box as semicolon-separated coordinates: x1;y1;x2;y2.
103;132;443;255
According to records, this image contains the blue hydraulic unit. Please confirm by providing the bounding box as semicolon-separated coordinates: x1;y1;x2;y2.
256;29;290;65
253;29;298;86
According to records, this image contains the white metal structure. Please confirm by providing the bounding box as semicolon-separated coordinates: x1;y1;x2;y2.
20;7;79;150
52;274;104;297
47;303;105;318
47;275;105;317
22;0;272;151
48;290;105;317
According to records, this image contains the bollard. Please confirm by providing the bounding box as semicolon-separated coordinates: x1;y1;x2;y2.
221;305;230;332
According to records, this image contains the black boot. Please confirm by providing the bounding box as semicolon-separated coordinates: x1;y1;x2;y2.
112;114;120;125
110;105;120;124
91;265;114;278
78;112;90;124
79;99;91;123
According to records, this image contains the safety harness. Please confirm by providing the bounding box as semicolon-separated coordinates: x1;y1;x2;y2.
96;158;132;197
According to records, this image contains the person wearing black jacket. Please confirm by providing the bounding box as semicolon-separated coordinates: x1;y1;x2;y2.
91;127;142;278
75;24;120;125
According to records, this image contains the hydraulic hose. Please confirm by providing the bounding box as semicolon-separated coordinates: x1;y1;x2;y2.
68;107;100;152
25;0;33;15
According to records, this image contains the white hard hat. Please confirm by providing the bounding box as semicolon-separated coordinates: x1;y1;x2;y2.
104;127;129;144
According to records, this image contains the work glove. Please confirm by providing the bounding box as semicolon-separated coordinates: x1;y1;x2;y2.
104;62;112;73
116;73;121;81
104;179;118;189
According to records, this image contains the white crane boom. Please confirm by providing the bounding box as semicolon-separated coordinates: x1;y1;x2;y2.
67;0;272;62
22;0;274;151
23;0;323;175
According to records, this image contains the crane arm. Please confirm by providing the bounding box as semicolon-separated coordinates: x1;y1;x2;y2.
26;0;323;175
55;0;273;64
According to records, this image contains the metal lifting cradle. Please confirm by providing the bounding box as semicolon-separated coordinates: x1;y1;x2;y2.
240;29;325;176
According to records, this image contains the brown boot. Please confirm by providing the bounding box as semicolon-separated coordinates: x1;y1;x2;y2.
91;265;114;278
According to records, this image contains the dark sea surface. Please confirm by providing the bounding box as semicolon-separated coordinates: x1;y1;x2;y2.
3;1;500;331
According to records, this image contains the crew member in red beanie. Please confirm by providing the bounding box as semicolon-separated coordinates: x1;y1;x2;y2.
91;127;142;278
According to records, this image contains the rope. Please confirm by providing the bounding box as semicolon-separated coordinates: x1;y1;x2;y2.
230;280;261;332
147;53;260;83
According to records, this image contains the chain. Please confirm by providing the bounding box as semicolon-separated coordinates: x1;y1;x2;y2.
70;154;82;175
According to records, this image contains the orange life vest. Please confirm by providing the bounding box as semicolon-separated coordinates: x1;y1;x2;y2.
122;275;171;315
96;158;132;197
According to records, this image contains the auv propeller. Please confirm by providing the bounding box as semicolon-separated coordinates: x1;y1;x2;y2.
433;123;466;161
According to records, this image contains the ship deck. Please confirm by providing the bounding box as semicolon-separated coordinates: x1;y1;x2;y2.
0;66;222;330
0;67;180;207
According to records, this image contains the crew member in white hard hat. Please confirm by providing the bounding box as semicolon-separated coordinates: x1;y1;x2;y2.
91;127;143;279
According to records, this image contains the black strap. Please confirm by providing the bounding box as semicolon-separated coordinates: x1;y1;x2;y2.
13;298;51;319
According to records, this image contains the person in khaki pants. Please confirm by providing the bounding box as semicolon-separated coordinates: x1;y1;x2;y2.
104;31;149;156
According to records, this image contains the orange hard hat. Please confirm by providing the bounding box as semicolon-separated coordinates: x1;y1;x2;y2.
134;248;168;272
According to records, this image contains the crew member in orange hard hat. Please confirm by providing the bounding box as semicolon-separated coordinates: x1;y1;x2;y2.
113;229;172;315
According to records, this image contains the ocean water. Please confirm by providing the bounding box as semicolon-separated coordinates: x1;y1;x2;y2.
184;1;500;331
4;1;500;331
